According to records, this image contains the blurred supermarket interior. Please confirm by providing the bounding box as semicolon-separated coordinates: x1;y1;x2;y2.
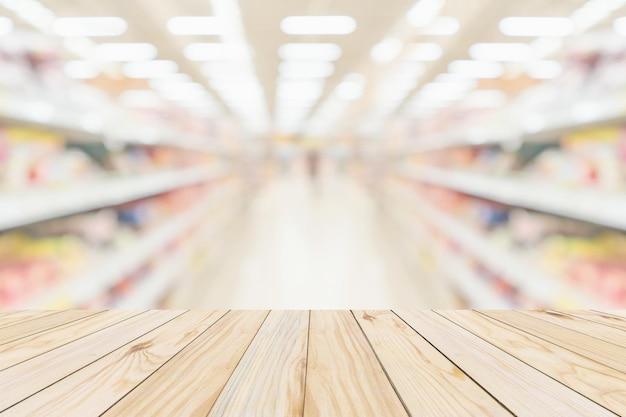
2;0;626;310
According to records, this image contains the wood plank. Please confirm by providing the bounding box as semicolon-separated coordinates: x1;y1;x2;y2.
103;310;269;417
521;310;626;347
208;310;309;417
565;311;626;332
303;310;408;417
0;310;183;412
0;310;99;345
595;310;626;320
1;311;227;417
0;311;61;330
0;310;141;371
439;310;626;416
483;311;626;373
353;310;512;417
396;310;616;417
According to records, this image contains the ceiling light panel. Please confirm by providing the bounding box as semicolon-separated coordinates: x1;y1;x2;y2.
93;43;157;61
463;90;508;108
525;60;563;79
448;60;504;78
53;17;127;37
280;16;356;35
167;16;223;35
405;43;443;61
421;17;460;35
122;60;179;78
406;0;445;27
278;43;342;61
64;60;100;79
279;61;335;78
0;17;13;35
469;43;533;61
370;38;404;63
499;17;574;37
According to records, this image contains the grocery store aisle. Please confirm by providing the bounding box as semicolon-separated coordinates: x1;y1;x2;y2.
192;172;439;309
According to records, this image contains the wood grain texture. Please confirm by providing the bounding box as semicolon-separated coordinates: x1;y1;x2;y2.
521;310;626;347
0;311;226;417
440;310;626;415
396;310;616;417
303;310;408;417
595;310;626;320
0;311;59;329
209;310;309;417
565;310;626;332
0;310;97;344
483;311;626;373
0;310;141;371
103;310;269;417
0;310;183;412
353;310;512;417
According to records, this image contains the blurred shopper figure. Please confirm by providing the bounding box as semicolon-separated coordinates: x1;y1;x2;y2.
306;149;321;193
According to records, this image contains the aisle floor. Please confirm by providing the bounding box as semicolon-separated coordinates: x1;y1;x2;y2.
192;173;444;309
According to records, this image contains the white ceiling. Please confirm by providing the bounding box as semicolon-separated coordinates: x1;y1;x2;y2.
2;0;624;140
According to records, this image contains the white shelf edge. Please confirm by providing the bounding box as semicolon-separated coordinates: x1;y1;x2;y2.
0;165;226;231
389;183;601;308
402;165;626;231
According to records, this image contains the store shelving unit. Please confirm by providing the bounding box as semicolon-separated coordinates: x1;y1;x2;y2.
388;182;601;309
15;183;240;309
0;165;226;231
112;193;241;309
401;165;626;231
384;190;513;308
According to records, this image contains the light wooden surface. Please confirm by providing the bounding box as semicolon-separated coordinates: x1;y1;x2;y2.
0;310;624;417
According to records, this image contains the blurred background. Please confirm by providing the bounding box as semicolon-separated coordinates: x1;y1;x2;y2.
1;0;626;310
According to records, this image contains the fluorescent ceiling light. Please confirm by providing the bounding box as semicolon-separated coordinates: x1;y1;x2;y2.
531;37;563;58
184;42;249;61
277;80;325;100
280;16;356;35
122;60;179;78
119;90;164;108
463;90;508;108
615;17;626;35
499;17;574;37
64;60;100;79
405;43;442;61
0;17;13;35
93;43;157;61
335;80;365;100
421;17;459;35
167;16;223;35
406;0;444;27
525;60;563;79
278;43;342;61
370;38;404;63
279;61;335;78
448;60;504;78
422;79;476;93
159;89;209;101
469;43;533;61
572;5;611;30
53;17;127;37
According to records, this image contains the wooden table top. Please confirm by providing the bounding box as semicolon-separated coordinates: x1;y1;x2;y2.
0;310;625;416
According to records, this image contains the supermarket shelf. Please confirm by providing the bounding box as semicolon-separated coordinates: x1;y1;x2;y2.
0;165;226;231
389;183;600;308
406;100;626;153
402;165;626;231
19;188;230;309
384;190;514;309
113;194;242;309
0;97;218;153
